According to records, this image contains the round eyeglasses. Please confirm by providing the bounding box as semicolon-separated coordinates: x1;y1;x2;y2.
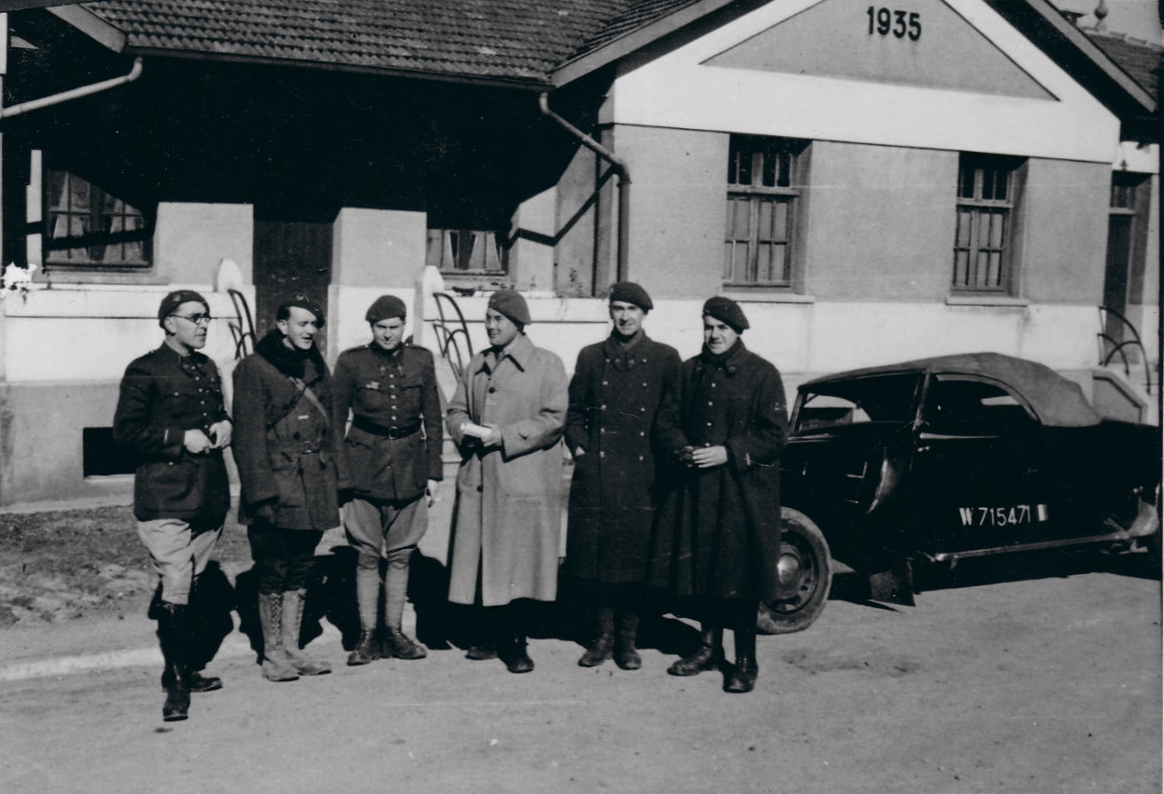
171;313;213;326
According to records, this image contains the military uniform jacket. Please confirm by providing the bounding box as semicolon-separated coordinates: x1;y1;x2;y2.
563;332;681;583
232;330;339;531
113;343;231;523
331;343;443;503
649;340;789;602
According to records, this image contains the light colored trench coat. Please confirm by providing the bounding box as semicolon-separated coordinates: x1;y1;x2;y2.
445;333;568;606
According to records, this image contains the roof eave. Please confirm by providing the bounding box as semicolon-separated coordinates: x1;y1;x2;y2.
47;3;126;53
984;0;1156;114
550;0;742;88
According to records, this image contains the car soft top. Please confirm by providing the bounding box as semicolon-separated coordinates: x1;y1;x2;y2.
800;352;1102;428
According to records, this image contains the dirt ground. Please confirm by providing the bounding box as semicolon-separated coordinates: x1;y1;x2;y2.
0;504;1159;794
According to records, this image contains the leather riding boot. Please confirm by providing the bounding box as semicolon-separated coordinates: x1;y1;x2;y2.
578;607;614;667
347;566;382;666
281;590;331;676
182;579;222;693
381;551;426;660
725;627;759;694
156;602;191;721
257;592;299;682
614;610;642;671
667;624;724;677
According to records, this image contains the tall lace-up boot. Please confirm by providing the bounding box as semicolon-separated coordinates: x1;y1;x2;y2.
257;591;299;682
281;589;331;676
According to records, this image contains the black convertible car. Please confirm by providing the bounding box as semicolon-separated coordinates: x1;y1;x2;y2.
761;352;1160;633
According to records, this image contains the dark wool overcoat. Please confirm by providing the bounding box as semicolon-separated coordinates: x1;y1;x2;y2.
562;333;681;583
232;331;339;531
113;343;231;523
331;342;443;503
649;340;789;602
445;333;568;606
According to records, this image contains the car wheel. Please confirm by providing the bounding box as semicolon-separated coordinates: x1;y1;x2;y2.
757;508;833;635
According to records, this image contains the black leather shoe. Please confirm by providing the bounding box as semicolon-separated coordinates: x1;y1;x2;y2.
667;643;724;677
347;629;380;666
189;671;222;693
724;657;758;693
465;642;497;661
504;641;535;674
577;633;613;667
161;662;190;722
614;637;642;671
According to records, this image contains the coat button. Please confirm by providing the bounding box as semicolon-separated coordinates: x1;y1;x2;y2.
476;485;483;492
293;432;301;440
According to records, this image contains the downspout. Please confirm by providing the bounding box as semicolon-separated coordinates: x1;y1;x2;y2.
0;56;143;120
538;92;630;283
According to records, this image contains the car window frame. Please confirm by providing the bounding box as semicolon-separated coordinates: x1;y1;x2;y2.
917;373;1039;440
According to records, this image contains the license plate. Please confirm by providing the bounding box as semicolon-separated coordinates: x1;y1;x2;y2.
958;504;1048;527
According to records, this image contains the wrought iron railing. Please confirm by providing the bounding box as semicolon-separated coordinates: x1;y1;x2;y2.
1097;305;1153;394
431;291;474;381
227;288;257;361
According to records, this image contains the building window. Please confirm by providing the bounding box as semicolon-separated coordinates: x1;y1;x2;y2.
952;154;1023;293
724;136;806;288
44;169;152;268
427;228;507;275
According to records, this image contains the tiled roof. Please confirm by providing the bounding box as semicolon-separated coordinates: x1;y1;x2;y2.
84;0;687;84
1085;29;1162;98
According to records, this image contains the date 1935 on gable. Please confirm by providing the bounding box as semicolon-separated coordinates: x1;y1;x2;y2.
868;7;922;40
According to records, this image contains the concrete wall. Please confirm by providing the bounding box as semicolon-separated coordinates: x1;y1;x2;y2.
155;203;254;286
1020;159;1110;304
613;125;728;300
803;142;955;301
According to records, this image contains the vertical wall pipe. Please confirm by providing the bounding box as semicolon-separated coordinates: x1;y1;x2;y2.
538;92;630;283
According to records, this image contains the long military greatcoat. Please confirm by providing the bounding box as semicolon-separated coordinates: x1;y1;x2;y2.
232;330;340;532
446;333;568;606
649;340;789;602
563;332;681;583
113;343;231;523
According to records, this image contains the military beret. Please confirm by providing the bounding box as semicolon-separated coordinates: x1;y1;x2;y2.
157;289;209;328
277;295;326;327
366;295;407;324
487;289;531;326
609;282;653;312
702;296;749;334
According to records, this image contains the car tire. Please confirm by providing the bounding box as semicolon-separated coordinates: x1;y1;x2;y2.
757;508;833;635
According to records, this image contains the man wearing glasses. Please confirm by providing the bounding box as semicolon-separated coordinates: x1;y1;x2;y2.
114;290;233;721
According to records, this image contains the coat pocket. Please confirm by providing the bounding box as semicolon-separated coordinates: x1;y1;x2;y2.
270;450;305;508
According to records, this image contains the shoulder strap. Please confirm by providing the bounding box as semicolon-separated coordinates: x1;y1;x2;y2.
288;376;329;422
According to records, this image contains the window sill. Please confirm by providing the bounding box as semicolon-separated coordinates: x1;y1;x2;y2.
946;295;1029;307
36;270;167;286
722;291;815;304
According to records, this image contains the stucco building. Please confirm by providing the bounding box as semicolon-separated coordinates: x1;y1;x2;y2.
0;0;1157;505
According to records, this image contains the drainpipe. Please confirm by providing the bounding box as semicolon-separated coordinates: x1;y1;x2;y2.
0;56;143;120
538;92;630;283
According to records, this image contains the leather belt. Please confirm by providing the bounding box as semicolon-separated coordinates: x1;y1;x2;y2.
352;415;422;440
